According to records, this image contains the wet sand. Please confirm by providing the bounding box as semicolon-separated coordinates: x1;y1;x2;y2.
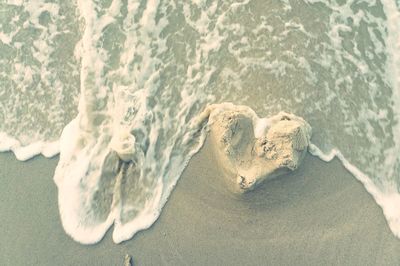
1;140;400;265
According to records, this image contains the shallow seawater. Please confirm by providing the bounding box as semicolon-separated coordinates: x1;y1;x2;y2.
1;0;400;243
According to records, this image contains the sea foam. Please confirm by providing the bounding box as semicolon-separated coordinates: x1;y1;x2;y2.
1;0;400;245
0;132;59;161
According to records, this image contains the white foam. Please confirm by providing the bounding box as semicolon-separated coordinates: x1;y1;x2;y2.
52;0;217;245
0;132;59;160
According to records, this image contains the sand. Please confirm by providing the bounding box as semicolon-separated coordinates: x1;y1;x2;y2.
1;139;400;265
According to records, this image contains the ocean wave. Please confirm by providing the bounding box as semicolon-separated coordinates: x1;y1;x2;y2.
1;0;400;244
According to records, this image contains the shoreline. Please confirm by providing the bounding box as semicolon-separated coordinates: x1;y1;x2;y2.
1;140;400;265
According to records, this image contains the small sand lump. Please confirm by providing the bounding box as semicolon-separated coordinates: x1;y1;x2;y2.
124;254;132;266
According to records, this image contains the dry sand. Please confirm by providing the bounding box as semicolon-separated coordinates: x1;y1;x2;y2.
1;139;400;265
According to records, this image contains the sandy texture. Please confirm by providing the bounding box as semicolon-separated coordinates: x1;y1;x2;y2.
1;140;400;265
209;108;311;192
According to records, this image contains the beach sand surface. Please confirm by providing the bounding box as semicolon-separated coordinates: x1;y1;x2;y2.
1;140;400;265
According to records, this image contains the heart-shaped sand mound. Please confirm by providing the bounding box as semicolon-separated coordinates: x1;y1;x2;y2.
208;105;312;192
